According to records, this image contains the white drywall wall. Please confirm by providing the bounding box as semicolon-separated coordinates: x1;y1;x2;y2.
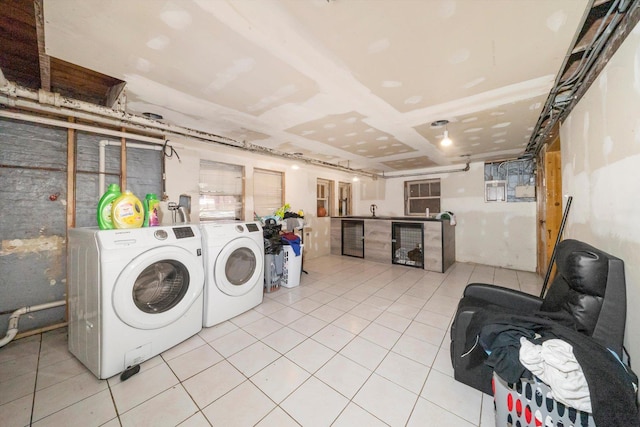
560;22;640;373
163;138;538;271
444;162;536;271
163;138;354;259
361;161;537;271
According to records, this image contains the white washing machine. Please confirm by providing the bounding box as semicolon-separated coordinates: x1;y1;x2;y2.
67;225;204;379
200;222;264;327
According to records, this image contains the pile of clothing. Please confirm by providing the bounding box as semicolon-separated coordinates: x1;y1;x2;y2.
263;219;282;253
281;232;301;256
465;309;639;426
263;219;283;292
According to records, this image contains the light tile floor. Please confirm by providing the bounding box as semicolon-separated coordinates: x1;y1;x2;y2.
0;255;542;427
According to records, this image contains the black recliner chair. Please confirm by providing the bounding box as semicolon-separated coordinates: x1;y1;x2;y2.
450;239;627;395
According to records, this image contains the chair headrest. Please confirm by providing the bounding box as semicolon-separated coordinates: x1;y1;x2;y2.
540;239;625;354
556;239;609;297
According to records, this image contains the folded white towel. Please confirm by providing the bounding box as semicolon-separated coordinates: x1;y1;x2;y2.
519;337;591;412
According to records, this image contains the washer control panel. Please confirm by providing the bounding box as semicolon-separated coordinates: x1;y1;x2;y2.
173;226;195;239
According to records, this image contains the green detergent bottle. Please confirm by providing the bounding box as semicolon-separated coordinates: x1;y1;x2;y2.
97;184;121;230
143;193;160;227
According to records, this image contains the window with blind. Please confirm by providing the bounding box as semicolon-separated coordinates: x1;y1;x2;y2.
404;178;441;215
199;160;244;221
317;178;333;217
253;168;283;217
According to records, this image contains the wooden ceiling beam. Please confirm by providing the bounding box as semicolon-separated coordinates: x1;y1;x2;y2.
106;82;127;110
33;0;50;92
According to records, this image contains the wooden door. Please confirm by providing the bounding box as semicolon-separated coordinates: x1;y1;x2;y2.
537;137;562;276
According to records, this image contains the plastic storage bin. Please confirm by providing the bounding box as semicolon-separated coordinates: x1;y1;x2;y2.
281;244;304;288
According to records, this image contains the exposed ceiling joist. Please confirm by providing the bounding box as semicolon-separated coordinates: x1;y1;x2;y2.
105;81;127;110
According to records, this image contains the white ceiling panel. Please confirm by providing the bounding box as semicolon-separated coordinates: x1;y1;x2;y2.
42;0;591;172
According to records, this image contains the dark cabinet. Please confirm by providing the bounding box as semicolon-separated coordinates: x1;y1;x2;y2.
341;220;364;258
332;217;455;273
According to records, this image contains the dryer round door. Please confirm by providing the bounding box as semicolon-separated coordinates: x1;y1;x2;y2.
112;246;204;330
213;237;263;296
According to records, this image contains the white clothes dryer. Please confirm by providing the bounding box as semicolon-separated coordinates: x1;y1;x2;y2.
67;225;204;379
200;222;264;327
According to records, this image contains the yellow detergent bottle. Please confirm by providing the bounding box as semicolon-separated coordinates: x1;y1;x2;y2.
111;190;144;229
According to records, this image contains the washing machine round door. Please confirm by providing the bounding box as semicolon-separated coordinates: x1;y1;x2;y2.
112;246;204;329
214;237;263;296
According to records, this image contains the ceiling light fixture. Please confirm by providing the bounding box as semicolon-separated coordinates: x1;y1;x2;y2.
431;119;452;147
142;112;163;120
441;129;452;147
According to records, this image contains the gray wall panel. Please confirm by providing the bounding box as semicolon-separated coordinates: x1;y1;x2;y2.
0;169;67;238
0;118;66;169
0;118;67;333
76;133;121;174
126;147;162;200
0;118;162;335
76;172;100;228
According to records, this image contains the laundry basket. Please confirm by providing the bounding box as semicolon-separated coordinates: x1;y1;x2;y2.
281;244;303;288
264;251;283;293
493;372;596;427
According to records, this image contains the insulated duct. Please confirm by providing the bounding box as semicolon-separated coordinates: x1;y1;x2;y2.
525;0;640;155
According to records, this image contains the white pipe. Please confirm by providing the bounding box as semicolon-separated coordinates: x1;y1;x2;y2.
99;141;106;195
99;139;165;151
98;140;164;194
0;300;66;348
380;162;470;179
0;84;236;145
0;110;165;144
0;89;380;179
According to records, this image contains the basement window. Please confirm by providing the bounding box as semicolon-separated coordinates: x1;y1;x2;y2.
317;178;333;217
253;168;284;217
404;179;441;215
199;160;244;221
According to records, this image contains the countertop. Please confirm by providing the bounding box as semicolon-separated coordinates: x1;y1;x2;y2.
332;216;442;222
